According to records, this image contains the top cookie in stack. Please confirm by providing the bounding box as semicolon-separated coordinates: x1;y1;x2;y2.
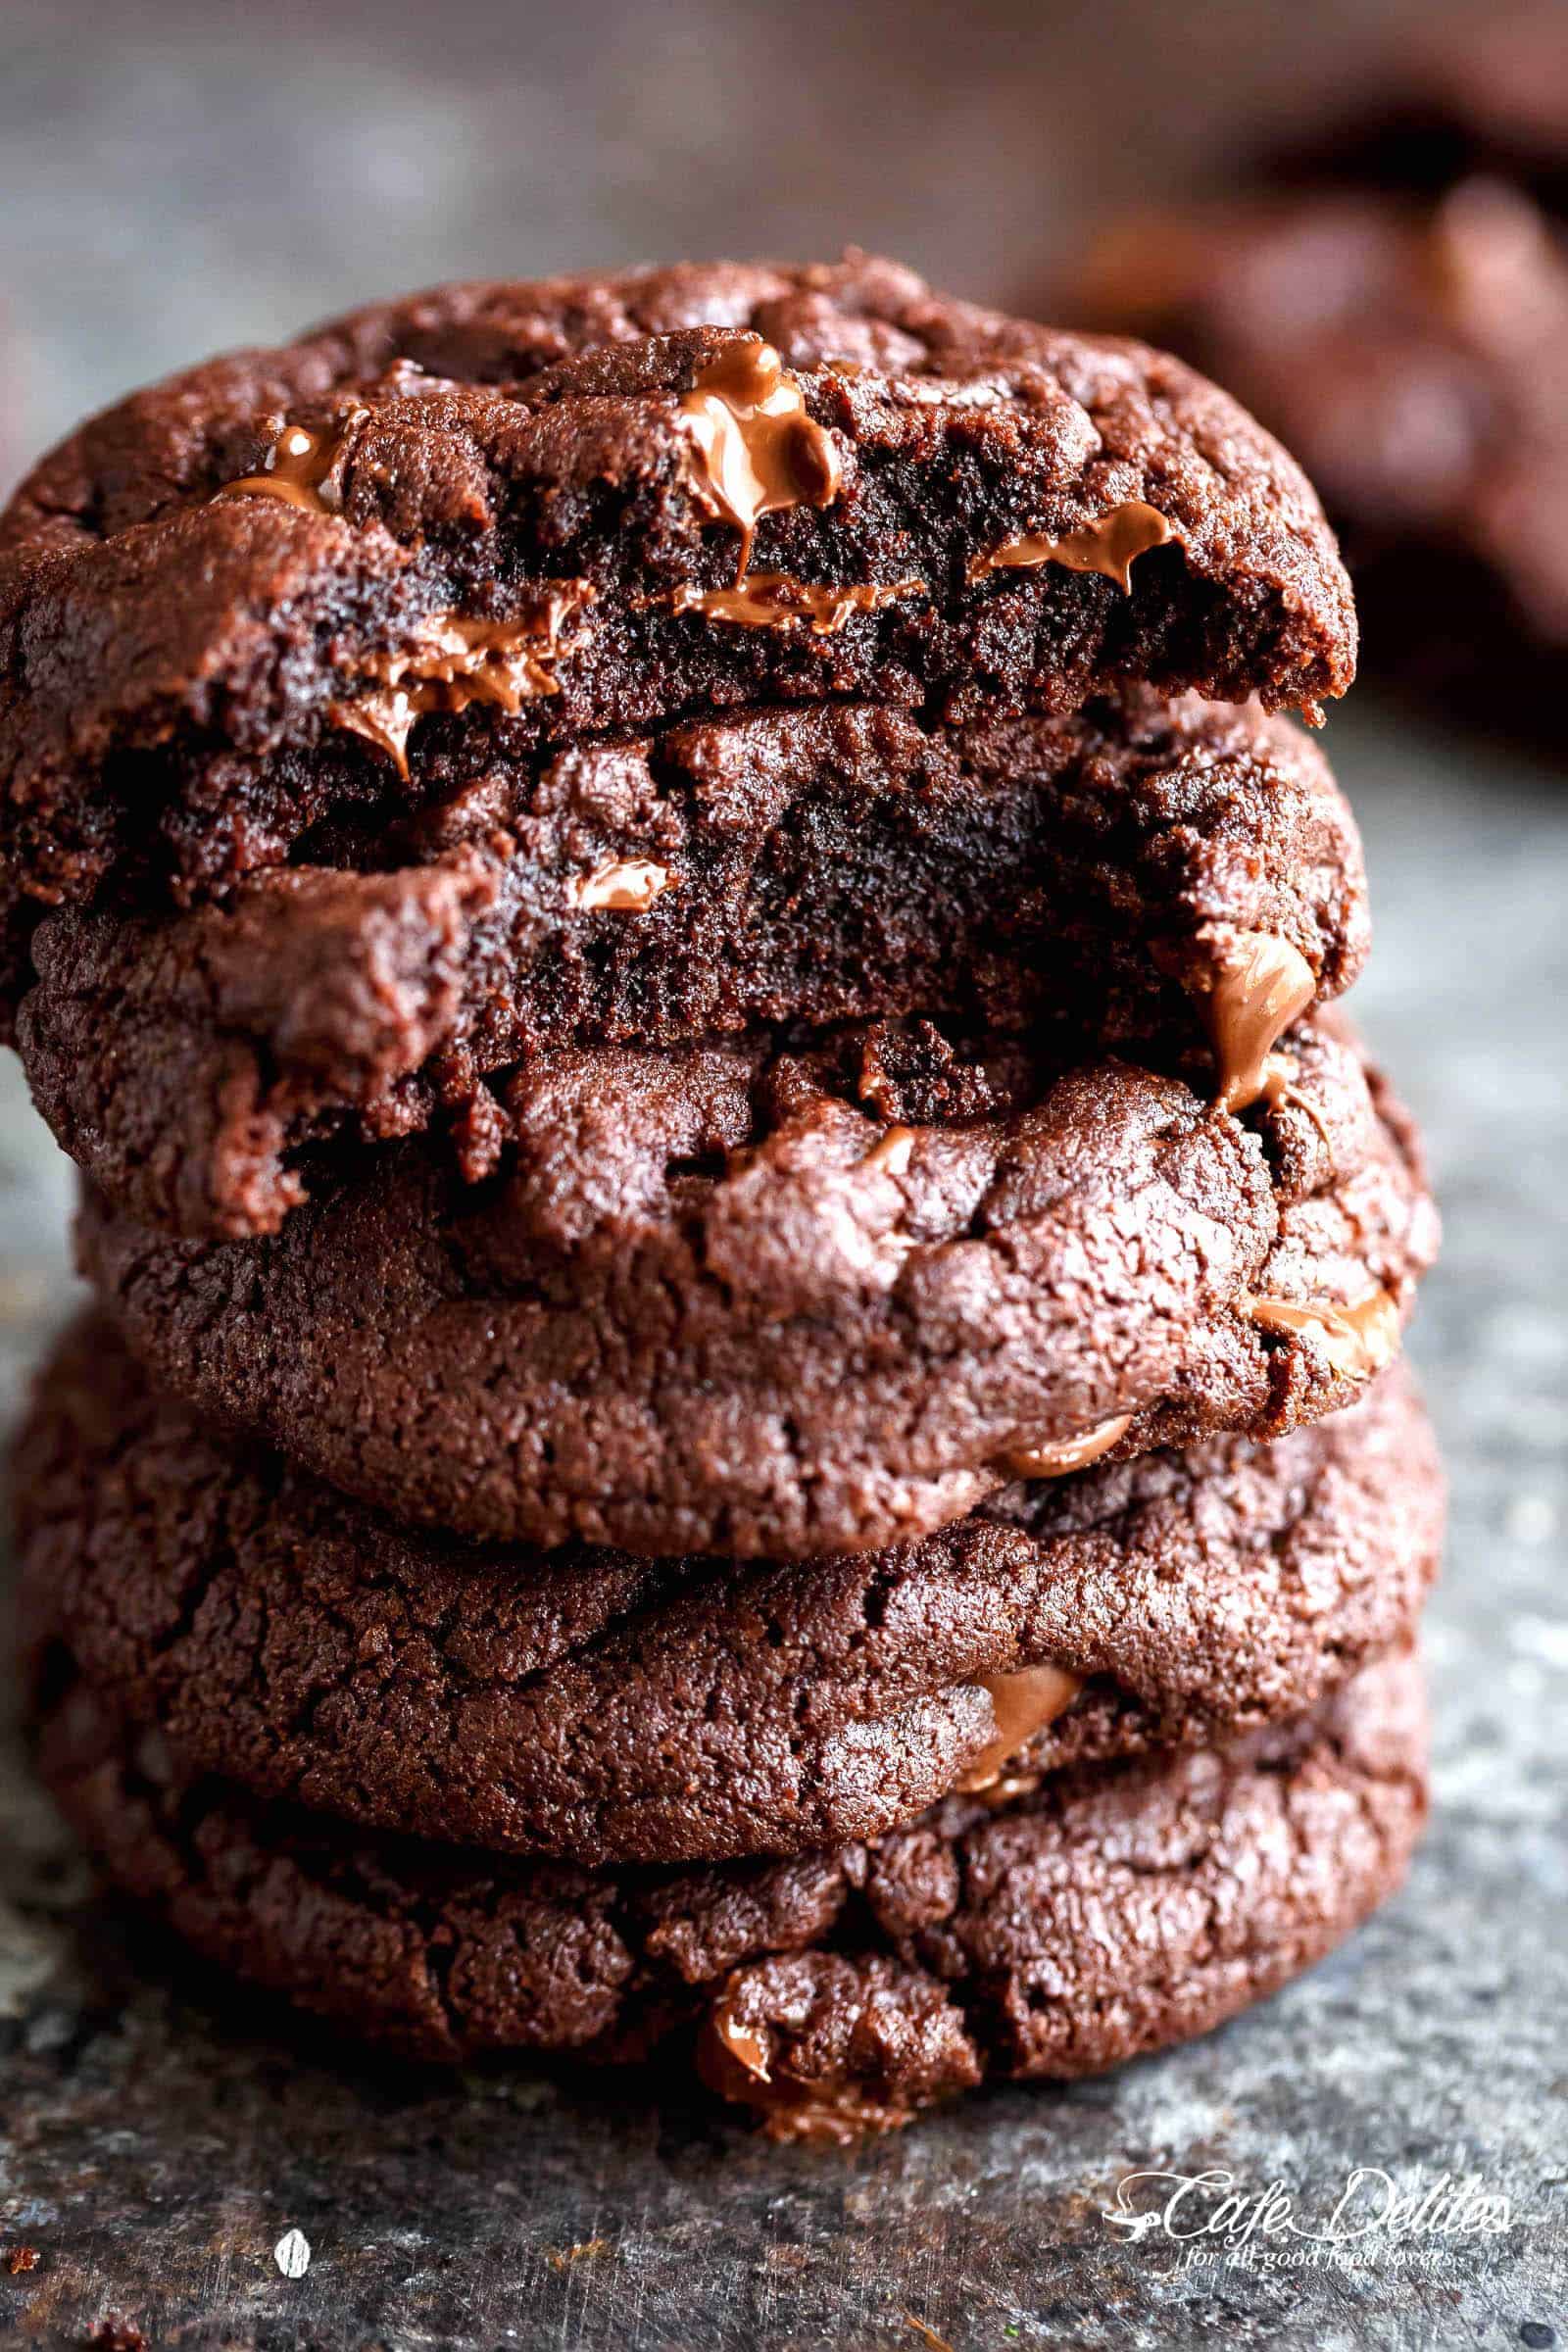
0;252;1354;962
5;258;1440;2132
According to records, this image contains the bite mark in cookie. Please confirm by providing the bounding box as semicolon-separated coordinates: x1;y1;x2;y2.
0;253;1360;978
15;690;1369;1240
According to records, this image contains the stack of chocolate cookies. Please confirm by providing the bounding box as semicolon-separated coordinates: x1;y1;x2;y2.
2;256;1442;2137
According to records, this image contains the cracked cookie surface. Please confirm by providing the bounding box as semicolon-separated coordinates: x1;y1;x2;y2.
75;1012;1439;1558
12;1317;1442;1866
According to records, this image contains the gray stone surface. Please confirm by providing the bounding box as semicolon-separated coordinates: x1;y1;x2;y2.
1;1;1566;2342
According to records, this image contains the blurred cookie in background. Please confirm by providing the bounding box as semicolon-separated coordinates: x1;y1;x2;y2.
1260;3;1568;219
0;293;27;498
1067;5;1568;737
1075;181;1568;725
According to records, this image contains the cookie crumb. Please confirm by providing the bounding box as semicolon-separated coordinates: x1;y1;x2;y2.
273;2229;312;2279
544;2238;611;2272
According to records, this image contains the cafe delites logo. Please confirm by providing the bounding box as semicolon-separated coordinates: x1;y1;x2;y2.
1101;2166;1517;2275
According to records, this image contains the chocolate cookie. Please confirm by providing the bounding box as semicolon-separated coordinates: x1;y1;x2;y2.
32;1647;1429;2129
1261;5;1568;217
1075;181;1568;713
77;1012;1439;1559
0;254;1357;1022
13;690;1367;1239
12;1315;1443;1867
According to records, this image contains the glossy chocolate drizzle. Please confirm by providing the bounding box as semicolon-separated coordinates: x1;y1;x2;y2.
678;339;843;578
968;498;1176;591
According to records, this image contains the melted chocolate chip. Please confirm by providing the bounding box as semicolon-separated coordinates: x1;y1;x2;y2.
969;500;1177;591
678;338;844;576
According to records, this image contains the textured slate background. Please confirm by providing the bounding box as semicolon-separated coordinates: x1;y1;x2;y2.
1;2;1566;2343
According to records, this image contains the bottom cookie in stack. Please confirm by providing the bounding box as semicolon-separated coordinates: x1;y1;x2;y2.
13;1320;1440;2135
31;1652;1429;2139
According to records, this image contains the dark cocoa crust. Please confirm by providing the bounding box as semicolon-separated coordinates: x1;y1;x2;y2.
13;690;1368;1240
32;1648;1429;2123
75;1013;1439;1560
0;254;1356;1011
11;1316;1443;1868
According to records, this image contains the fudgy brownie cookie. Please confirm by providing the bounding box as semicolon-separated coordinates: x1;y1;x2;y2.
1076;181;1568;711
13;1316;1443;1868
32;1647;1428;2130
77;1012;1439;1559
13;690;1368;1239
0;254;1358;1021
